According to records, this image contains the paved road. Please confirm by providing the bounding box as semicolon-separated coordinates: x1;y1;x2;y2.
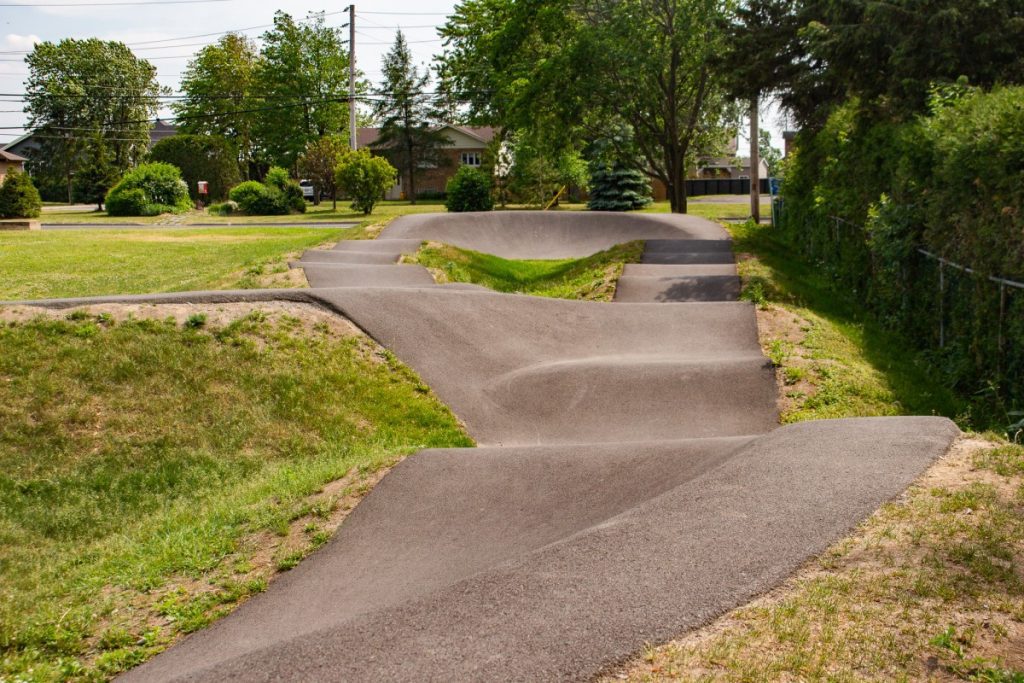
4;211;957;682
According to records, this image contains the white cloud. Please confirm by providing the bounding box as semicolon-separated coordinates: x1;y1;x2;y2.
4;33;41;50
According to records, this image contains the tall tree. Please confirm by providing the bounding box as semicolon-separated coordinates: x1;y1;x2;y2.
725;0;1024;128
297;135;347;209
256;11;352;171
439;0;733;213
372;32;451;204
173;34;261;178
25;39;159;202
73;135;119;210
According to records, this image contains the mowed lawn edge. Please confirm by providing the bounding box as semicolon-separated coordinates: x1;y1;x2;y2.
0;227;353;301
0;304;473;681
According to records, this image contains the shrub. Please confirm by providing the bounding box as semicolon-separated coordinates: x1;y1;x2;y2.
587;163;652;211
445;166;493;212
229;181;279;215
416;189;447;201
207;200;239;216
335;150;396;215
149;134;241;201
0;171;43;218
105;162;191;216
227;169;305;216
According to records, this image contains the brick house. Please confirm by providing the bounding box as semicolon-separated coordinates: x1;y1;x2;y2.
358;125;497;200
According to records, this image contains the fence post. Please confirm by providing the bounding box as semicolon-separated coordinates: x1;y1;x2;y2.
939;262;945;349
998;283;1006;378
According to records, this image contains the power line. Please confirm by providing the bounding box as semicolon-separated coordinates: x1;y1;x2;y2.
0;0;230;5
356;10;450;15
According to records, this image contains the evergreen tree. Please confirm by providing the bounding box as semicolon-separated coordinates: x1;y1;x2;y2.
73;136;120;210
587;163;652;211
372;32;451;204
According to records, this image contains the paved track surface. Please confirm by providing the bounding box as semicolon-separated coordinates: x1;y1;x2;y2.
5;211;958;681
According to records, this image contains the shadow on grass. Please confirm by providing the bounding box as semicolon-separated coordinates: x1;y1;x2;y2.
728;220;967;427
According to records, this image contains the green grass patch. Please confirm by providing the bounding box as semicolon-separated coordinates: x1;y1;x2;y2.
37;200;451;226
0;227;357;300
726;219;964;426
0;309;472;680
408;241;645;301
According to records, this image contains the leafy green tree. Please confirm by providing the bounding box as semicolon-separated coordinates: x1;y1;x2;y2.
439;0;733;212
24;39;160;202
446;166;493;212
758;129;783;177
506;132;588;207
149;134;241;201
372;32;452;204
0;171;42;218
335;149;397;215
256;12;352;170
725;0;1024;126
72;136;120;210
298;136;347;209
174;34;261;177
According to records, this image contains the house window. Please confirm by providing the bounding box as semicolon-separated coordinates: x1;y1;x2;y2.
461;152;482;167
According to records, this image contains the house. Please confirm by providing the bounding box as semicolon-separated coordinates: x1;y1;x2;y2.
358;125;497;200
782;130;798;157
0;149;27;184
0;120;179;166
149;119;178;146
693;156;771;180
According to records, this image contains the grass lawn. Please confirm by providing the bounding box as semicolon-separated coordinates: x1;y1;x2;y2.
609;220;1024;681
36;198;768;226
407;240;645;301
0;305;473;681
37;201;449;226
0;227;356;300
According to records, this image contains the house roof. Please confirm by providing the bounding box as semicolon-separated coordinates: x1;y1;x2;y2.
149;119;178;145
358;124;497;148
0;149;27;163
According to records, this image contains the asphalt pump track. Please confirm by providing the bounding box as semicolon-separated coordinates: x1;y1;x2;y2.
6;211;958;681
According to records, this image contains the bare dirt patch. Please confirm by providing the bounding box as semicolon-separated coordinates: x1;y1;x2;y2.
0;301;359;338
604;435;1024;682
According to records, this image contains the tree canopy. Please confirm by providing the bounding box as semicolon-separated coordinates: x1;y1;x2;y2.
24;38;160;200
438;0;734;212
173;34;261;177
372;32;452;203
256;12;353;170
725;0;1024;126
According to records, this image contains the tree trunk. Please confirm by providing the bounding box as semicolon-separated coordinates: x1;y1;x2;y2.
332;190;337;211
407;145;417;204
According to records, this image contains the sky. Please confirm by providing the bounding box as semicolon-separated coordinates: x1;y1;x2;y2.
0;0;788;156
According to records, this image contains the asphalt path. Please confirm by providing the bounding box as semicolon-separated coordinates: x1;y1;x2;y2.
3;211;958;681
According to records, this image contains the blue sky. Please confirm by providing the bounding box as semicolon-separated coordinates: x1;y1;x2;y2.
0;1;787;156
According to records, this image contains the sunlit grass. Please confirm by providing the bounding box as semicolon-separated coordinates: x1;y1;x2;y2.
408;240;645;301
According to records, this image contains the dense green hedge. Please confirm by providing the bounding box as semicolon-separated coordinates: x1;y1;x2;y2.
780;87;1024;426
150;134;240;201
104;162;192;216
226;167;305;215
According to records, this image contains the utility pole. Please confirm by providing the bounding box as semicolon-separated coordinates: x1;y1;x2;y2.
348;4;357;150
749;95;760;224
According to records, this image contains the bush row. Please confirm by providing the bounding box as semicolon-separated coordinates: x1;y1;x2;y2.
779;86;1024;424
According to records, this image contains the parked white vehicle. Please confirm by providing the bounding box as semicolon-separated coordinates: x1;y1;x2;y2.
299;179;315;201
